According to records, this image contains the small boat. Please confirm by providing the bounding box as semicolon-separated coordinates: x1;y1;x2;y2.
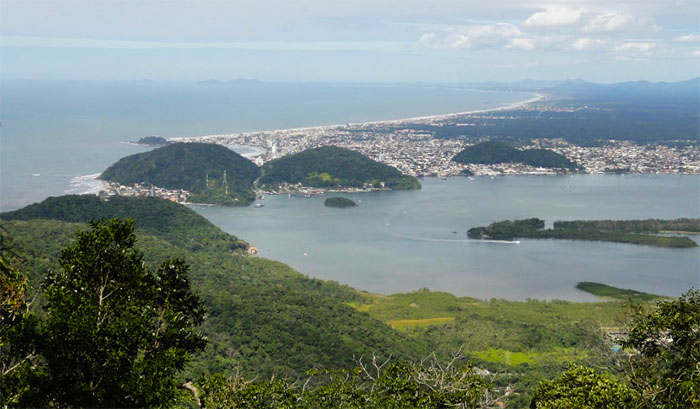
254;203;264;208
304;194;312;198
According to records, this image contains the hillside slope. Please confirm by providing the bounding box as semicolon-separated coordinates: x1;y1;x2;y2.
1;196;426;378
452;141;578;170
100;142;261;205
259;146;421;190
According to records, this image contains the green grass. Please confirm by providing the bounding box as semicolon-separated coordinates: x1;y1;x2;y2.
476;349;536;366
575;282;664;302
386;317;455;331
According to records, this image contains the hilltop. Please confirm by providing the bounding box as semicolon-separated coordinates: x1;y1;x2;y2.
0;195;425;378
100;142;261;205
452;141;579;170
259;146;421;190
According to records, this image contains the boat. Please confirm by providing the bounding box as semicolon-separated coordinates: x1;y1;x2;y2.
304;194;312;198
254;203;264;208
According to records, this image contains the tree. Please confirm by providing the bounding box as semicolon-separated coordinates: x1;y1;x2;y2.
529;365;638;409
622;289;700;408
40;218;206;408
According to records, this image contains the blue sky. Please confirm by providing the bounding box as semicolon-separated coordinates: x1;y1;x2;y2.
1;0;698;83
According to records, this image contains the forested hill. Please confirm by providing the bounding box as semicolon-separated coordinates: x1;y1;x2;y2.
100;142;261;205
259;146;421;190
1;195;425;379
0;195;248;252
452;141;579;170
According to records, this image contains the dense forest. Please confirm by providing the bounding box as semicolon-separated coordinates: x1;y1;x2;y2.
468;218;698;248
553;218;700;234
452;141;579;170
100;142;261;205
259;146;421;190
2;196;698;407
0;196;424;380
324;197;358;208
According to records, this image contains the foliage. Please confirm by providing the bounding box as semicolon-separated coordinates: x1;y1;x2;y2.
468;218;698;248
36;219;207;407
100;142;260;205
553;218;700;234
0;194;249;253
575;282;662;302
622;289;700;408
530;365;638;409
324;197;358;208
452;141;578;170
1;196;426;380
192;354;495;409
259;146;421;190
135;136;170;146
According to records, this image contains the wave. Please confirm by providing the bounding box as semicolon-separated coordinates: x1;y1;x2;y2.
65;173;104;195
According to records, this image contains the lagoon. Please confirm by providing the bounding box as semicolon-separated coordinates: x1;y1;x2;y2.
193;175;700;301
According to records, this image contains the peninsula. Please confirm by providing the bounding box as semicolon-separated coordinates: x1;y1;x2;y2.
100;142;260;206
467;218;698;248
259;146;421;191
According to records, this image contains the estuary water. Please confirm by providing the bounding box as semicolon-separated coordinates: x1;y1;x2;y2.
193;175;700;301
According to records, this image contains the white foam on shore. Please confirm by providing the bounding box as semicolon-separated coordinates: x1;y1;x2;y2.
65;173;105;195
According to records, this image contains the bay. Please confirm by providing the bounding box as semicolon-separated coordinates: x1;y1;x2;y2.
0;80;529;210
193;175;700;301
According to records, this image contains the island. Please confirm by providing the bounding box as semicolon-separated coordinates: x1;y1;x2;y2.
100;142;261;206
324;197;357;208
452;141;579;171
575;282;663;302
259;145;421;190
467;218;698;248
134;136;169;146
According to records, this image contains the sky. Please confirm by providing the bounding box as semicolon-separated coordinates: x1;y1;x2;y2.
1;0;699;83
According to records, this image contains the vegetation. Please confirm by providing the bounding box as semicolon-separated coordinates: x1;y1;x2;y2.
554;218;700;234
530;365;638;409
324;197;358;208
452;141;579;170
135;136;169;146
100;142;260;205
259;146;421;190
467;218;699;248
1;219;206;407
0;196;425;381
575;282;663;302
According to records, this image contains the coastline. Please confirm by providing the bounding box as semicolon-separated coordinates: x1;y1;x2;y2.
170;92;545;144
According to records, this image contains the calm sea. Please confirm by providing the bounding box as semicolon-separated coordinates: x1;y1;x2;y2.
0;80;529;210
194;175;700;301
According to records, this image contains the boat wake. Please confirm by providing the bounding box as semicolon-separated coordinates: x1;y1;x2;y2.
383;231;520;244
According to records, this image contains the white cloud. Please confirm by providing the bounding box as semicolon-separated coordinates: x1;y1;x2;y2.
443;23;523;49
612;42;658;56
571;37;604;50
418;32;437;46
507;37;536;50
674;34;700;43
583;12;660;33
691;50;700;57
524;7;587;28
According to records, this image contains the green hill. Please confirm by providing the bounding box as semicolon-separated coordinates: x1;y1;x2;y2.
452;141;579;170
0;195;425;378
100;142;261;205
259;146;421;190
324;197;358;208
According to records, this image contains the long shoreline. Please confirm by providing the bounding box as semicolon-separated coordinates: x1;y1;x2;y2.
170;92;545;143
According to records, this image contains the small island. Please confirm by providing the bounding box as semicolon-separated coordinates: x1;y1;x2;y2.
452;141;580;171
324;197;357;208
575;282;663;302
467;217;698;248
134;136;169;146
